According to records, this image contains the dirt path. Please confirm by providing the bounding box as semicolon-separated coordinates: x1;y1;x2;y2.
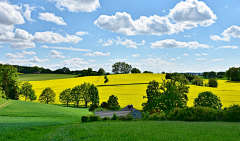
0;101;12;109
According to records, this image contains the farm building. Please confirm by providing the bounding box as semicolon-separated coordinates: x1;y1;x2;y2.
95;105;142;119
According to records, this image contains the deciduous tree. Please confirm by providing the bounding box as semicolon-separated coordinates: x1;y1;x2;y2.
59;88;72;106
70;85;83;107
194;91;222;109
39;87;56;104
112;62;132;74
131;68;141;73
107;95;120;110
20;82;33;101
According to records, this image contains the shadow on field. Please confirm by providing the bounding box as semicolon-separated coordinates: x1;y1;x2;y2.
225;80;240;83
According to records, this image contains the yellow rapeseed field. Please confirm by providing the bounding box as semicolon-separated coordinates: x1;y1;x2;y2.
20;74;240;109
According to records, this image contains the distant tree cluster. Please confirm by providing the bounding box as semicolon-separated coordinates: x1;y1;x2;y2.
203;71;224;79
165;73;195;85
226;67;240;81
112;62;132;74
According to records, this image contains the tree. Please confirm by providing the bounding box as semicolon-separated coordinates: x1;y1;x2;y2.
131;68;141;73
39;87;56;104
0;64;19;99
87;68;93;76
89;84;99;111
194;91;222;109
0;87;6;99
98;68;105;75
191;76;203;86
203;72;209;78
209;71;217;78
107;95;121;110
143;80;189;113
104;75;109;83
143;71;153;73
165;73;172;79
20;82;33;101
217;72;225;78
81;82;91;107
226;67;240;81
112;62;132;74
59;88;72;107
208;78;218;87
28;90;37;101
70;85;83;107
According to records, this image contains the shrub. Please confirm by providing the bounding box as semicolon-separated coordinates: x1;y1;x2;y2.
95;107;107;111
224;105;240;121
89;115;100;121
101;102;109;109
126;114;133;120
142;112;150;120
191;76;203;86
103;116;110;120
104;75;109;83
81;116;89;122
194;91;222;109
208;78;218;87
150;112;166;121
89;104;98;112
112;113;118;120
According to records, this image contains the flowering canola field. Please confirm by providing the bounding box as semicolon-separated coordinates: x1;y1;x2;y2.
20;74;240;109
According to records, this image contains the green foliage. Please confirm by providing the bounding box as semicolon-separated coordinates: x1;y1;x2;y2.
53;67;71;74
112;113;118;120
0;64;19;100
81;116;89;122
20;81;35;101
112;62;132;74
98;68;105;75
208;78;218;87
167;106;220;121
142;112;150;120
19;74;76;81
143;71;153;73
107;95;121;110
226;67;240;81
224;105;240;121
59;88;72;107
0;87;6;99
101;101;109;109
89;104;98;112
89;115;101;121
143;80;189;113
194;91;222;109
191;76;203;86
94;107;107;111
203;71;217;78
149;112;166;121
103;116;110;120
70;85;83;107
81;82;91;107
39;87;56;104
89;84;99;106
131;68;141;73
165;73;172;79
104;75;109;83
28;90;37;101
119;114;133;121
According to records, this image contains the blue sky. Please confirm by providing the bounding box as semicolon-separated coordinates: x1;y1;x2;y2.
1;0;240;73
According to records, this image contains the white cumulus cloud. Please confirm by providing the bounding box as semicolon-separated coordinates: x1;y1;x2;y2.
41;45;91;51
132;54;140;57
210;25;240;41
84;52;110;57
50;50;66;58
183;53;189;56
196;58;205;60
39;12;67;25
76;31;89;36
48;0;100;12
151;39;211;49
215;45;238;49
29;56;49;62
23;4;36;22
5;53;18;58
10;42;36;49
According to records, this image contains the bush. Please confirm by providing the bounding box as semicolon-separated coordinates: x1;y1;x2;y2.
224;105;240;121
89;115;101;121
149;112;166;121
208;78;218;87
118;116;127;121
81;116;89;122
103;116;110;120
101;102;109;109
126;114;133;120
89;104;98;112
167;106;219;121
194;91;222;109
191;76;203;86
104;75;109;83
112;113;118;120
95;107;107;111
142;112;150;120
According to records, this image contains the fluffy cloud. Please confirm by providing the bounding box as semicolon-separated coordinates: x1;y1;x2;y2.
210;25;240;41
33;31;82;44
48;0;100;12
22;50;36;55
29;56;49;62
14;28;33;40
99;37;145;49
196;58;205;60
41;45;91;51
76;31;89;36
141;58;173;66
183;53;189;56
215;45;238;49
151;39;210;49
49;50;66;58
176;57;181;59
170;58;176;61
5;53;18;58
202;53;208;56
109;59;127;62
23;4;36;22
39;12;67;25
62;57;89;66
95;0;216;36
169;0;217;28
0;1;25;25
195;54;201;56
132;54;140;57
10;42;36;49
84;52;110;57
211;58;224;62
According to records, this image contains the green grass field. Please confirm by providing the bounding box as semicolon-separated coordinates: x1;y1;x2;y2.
19;74;77;81
1;99;240;140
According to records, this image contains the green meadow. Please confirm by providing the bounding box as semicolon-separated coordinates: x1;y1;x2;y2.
1;99;240;140
18;74;77;81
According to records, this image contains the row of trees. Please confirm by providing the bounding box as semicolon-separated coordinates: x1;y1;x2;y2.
142;80;222;113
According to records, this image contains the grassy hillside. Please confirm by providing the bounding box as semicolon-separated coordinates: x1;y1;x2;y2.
19;74;77;81
19;73;240;109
